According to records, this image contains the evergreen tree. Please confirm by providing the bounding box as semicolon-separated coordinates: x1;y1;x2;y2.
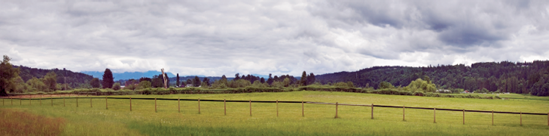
102;68;114;89
186;79;192;86
193;76;201;87
176;73;180;87
202;77;210;86
267;73;273;85
234;73;240;80
90;78;101;88
307;73;316;85
300;71;307;86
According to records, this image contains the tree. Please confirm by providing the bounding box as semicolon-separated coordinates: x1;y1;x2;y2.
424;75;431;84
283;77;291;87
202;77;210;86
137;81;152;89
112;83;121;90
234;73;240;81
10;75;26;93
300;71;307;86
193;76;201;87
90;78;101;88
176;73;180;87
27;77;46;92
1;55;21;95
378;81;394;89
405;78;437;92
186;79;192;87
152;75;163;88
307;73;316;85
139;77;152;83
43;71;57;91
102;68;114;89
260;77;265;83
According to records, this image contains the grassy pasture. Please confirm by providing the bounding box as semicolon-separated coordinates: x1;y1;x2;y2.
1;91;548;136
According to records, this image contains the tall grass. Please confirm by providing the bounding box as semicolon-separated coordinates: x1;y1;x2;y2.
0;109;65;136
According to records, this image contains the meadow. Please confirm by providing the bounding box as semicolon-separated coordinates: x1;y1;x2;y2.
1;91;548;136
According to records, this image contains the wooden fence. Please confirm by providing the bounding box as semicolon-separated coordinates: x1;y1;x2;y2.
1;95;548;126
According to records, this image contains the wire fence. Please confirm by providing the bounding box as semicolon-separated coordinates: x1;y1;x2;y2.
1;95;548;126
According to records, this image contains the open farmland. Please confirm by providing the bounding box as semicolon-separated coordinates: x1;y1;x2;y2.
1;91;549;136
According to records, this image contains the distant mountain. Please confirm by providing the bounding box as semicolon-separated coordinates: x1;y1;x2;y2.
81;70;176;80
251;74;269;79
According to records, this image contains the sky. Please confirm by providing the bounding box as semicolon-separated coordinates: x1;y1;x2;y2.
1;0;549;77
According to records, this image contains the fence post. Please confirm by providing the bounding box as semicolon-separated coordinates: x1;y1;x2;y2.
403;106;405;121
249;99;252;116
198;98;200;114
155;97;157;113
371;103;374;119
434;108;436;123
130;97;132;111
463;109;465;124
302;100;304;117
276;99;279;117
105;97;108;110
224;99;226;115
520;111;522;126
335;102;338;118
492;110;494;125
178;97;180;113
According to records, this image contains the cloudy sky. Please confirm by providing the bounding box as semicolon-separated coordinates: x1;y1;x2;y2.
1;0;549;76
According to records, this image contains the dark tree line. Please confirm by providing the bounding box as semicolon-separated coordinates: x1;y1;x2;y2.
14;65;94;88
316;61;549;96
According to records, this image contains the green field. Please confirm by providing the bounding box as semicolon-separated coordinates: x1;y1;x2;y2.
1;91;549;136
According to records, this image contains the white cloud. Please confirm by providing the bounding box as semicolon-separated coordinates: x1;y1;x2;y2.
1;0;549;77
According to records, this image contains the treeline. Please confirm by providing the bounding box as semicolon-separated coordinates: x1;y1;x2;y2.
14;65;94;88
0;57;95;94
316;61;549;96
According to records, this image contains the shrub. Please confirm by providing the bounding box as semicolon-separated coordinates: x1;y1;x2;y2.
413;92;424;96
137;81;152;89
112;83;121;90
399;91;412;95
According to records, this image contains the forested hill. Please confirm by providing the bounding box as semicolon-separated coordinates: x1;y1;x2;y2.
13;65;94;88
315;61;549;96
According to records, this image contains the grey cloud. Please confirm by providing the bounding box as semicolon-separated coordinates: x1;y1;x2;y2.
1;0;549;76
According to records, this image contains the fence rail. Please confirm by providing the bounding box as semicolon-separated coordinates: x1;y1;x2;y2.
1;96;548;126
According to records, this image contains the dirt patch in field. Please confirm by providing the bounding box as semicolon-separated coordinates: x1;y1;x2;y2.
0;109;66;136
